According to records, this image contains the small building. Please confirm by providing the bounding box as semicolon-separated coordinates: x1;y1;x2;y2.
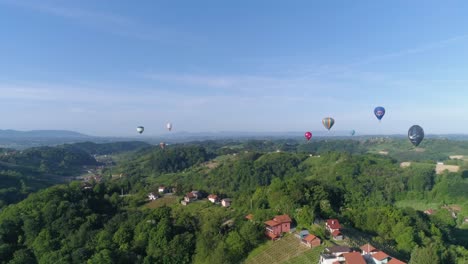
319;246;352;264
264;214;292;240
221;198;232;207
245;214;254;221
191;190;200;199
360;243;378;255
388;258;407;264
324;246;351;257
302;234;321;248
148;193;158;201
372;251;390;264
332;230;344;240
208;194;219;203
424;209;434;215
326;219;342;233
158;186;168;193
181;200;189;206
343;252;366;264
184;192;197;202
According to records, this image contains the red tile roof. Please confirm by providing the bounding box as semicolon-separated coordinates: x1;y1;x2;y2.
343;252;366;264
186;192;196;198
274;214;292;223
373;251;390;261
245;214;254;220
326;219;342;229
265;220;281;227
208;194;218;199
388;258;407;264
332;230;342;236
303;234;318;243
360;243;377;253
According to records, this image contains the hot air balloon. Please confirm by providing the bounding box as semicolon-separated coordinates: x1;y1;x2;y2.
136;126;144;134
166;122;172;131
408;125;424;146
351;130;356;136
305;131;312;141
374;106;385;121
160;142;166;149
322;117;335;131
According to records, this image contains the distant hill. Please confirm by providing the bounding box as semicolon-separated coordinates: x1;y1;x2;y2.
0;129;90;138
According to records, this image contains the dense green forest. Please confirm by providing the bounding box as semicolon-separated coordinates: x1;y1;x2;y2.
1;139;468;263
0;142;153;209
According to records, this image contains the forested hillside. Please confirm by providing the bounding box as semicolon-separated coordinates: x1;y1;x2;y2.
0;139;468;263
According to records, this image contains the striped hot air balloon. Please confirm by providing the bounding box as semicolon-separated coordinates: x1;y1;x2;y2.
322;117;335;131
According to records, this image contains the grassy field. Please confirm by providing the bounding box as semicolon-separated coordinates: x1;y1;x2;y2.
245;234;313;264
144;195;180;209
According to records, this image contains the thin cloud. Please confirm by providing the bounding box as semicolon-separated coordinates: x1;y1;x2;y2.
0;0;188;42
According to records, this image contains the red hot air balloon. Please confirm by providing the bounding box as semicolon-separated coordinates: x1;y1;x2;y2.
305;131;312;141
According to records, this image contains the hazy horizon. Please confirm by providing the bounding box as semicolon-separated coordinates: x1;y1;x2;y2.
2;1;468;136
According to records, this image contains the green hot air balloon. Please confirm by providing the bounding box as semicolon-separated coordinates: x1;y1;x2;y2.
351;130;356;136
322;117;335;131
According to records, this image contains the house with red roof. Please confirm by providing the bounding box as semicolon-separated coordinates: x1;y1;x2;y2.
360;243;378;255
343;252;366;264
264;214;292;240
372;251;390;264
326;219;341;233
245;214;254;221
301;234;321;248
326;219;344;240
208;194;219;203
424;209;435;215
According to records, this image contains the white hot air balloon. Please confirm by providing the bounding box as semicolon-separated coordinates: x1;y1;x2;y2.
166;122;172;131
136;126;144;134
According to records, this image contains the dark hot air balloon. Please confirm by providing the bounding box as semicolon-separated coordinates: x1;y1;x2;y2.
305;131;312;141
322;117;335;131
374;106;385;121
351;130;356;136
408;125;424;146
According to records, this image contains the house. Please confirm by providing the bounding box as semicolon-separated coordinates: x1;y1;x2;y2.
372;251;390;264
181;200;189;206
302;234;321;248
319;246;351;264
221;198;232;207
343;252;366;264
158;186;168;193
360;243;378;255
148;193;158;201
245;214;254;221
388;258;407;264
388;258;406;264
324;246;351;257
191;190;200;199
208;194;219;203
326;219;342;233
184;192;197;202
264;214;292;240
331;230;344;240
424;209;435;215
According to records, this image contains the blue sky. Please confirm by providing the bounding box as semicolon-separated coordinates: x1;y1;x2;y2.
1;0;468;136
